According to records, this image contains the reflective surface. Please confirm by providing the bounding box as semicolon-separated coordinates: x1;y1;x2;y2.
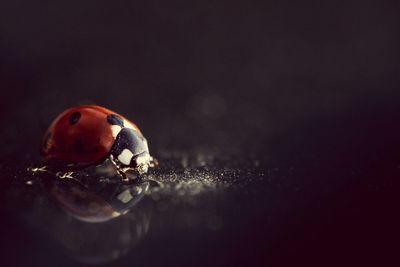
1;116;399;266
2;151;267;266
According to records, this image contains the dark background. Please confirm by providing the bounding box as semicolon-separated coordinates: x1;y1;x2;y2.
0;0;399;266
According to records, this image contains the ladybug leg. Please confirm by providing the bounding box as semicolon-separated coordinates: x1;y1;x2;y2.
109;154;130;182
116;168;129;182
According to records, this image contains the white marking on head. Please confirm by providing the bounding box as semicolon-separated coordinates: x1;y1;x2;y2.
135;152;151;174
135;152;150;165
111;125;122;138
117;189;133;203
118;149;134;165
123;120;139;131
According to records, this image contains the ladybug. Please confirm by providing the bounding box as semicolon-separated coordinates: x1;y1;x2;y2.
42;105;155;177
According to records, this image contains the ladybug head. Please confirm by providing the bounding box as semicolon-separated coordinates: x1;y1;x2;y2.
110;128;151;172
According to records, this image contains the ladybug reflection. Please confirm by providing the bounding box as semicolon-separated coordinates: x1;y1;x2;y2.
51;178;149;223
43;179;152;264
42;105;156;179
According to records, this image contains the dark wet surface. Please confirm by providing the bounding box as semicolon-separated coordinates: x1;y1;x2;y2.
1;0;400;266
1;102;399;266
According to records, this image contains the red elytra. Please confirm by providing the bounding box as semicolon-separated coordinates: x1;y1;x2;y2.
41;105;142;164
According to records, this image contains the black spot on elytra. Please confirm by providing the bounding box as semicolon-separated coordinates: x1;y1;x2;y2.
69;112;81;125
74;139;84;152
74;138;101;154
107;114;124;126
